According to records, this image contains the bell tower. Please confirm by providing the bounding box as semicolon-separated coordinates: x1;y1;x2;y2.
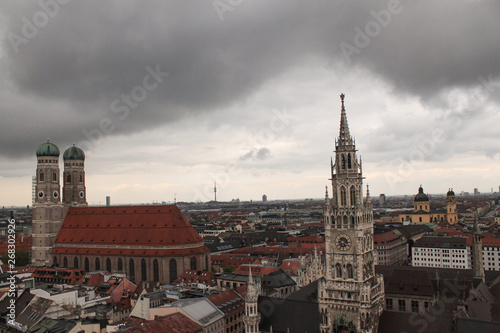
32;139;65;266
319;94;384;333
446;189;458;224
63;144;87;206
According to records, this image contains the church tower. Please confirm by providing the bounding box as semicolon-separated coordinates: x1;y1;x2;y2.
472;212;485;286
244;269;261;333
319;94;384;333
446;189;458;224
32;139;65;266
62;144;87;206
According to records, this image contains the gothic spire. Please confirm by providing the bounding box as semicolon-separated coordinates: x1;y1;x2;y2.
338;93;353;147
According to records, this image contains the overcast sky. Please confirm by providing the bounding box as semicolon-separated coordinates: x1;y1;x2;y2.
1;0;499;206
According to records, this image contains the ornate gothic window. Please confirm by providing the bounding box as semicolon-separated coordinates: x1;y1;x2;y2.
95;258;100;271
343;216;348;229
348;153;352;169
350;186;356;206
341;155;346;169
347;264;354;279
190;257;197;270
141;259;147;281
336;264;342;278
106;258;112;272
350;216;355;228
340;187;347;206
153;259;159;282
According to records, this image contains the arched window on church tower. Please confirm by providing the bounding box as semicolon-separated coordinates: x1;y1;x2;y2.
347;264;354;279
341;155;346;169
79;174;83;182
340;187;346;206
40;172;44;181
350;216;355;228
53;173;57;181
348;154;352;169
336;264;342;278
66;174;71;183
343;216;348;229
350;186;356;206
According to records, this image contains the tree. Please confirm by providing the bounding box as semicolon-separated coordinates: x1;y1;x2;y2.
223;265;236;273
1;249;30;267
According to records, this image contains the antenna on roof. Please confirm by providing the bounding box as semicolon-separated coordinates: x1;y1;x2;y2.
214;181;217;202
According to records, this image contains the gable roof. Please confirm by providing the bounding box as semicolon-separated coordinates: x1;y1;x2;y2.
52;205;209;256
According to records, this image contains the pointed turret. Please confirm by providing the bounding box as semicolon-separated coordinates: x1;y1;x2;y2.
325;185;329;203
338;93;353;147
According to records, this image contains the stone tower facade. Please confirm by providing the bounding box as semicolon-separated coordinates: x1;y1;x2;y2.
32;140;88;266
244;270;261;333
63;144;87;206
32;139;66;266
318;94;384;333
472;212;485;286
446;189;458;224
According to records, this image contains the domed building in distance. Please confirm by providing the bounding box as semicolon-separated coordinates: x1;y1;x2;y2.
32;139;210;283
398;185;458;224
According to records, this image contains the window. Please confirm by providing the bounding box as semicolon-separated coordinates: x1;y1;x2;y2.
347;153;352;169
411;301;419;312
106;258;112;272
141;259;147;281
66;174;71;183
84;257;89;272
336;264;342;278
129;259;135;282
95;258;100;271
386;299;393;310
40;172;44;181
347;264;354;279
118;258;123;272
74;257;79;268
53;256;58;266
153;259;159;282
190;257;197;270
170;259;177;283
424;302;430;313
340;187;347;206
341;155;346;169
63;257;68;268
53;173;57;181
350;186;356;206
398;299;406;312
79;174;83;182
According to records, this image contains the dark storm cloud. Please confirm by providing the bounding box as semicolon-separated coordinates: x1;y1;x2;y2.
1;0;498;159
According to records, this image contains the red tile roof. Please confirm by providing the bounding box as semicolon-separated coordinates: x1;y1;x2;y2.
279;260;301;276
172;270;216;287
52;205;209;256
208;289;244;316
115;313;202;333
374;231;402;245
233;265;279;276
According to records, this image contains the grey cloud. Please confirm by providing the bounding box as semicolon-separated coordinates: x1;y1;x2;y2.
0;0;499;160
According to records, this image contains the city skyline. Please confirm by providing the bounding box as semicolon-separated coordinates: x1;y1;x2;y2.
1;1;499;206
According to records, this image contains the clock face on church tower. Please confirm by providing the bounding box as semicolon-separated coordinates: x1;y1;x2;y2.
335;234;352;251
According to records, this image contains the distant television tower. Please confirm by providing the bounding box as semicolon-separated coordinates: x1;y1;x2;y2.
214;181;217;202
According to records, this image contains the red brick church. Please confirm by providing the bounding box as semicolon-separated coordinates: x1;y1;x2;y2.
33;139;210;284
